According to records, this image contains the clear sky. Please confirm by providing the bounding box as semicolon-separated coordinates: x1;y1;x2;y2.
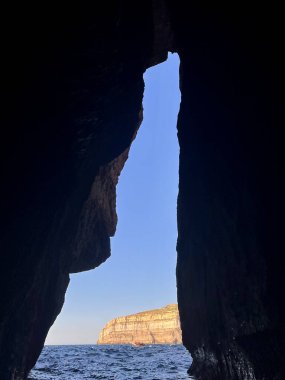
46;53;180;345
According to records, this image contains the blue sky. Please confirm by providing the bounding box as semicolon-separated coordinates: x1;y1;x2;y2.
46;53;180;344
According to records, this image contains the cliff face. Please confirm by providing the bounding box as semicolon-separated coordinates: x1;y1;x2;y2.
97;304;182;345
169;3;284;379
0;4;171;379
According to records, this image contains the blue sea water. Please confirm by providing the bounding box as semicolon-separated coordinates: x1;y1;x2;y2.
29;344;193;380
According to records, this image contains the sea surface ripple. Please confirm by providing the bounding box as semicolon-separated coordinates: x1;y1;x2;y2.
29;344;193;380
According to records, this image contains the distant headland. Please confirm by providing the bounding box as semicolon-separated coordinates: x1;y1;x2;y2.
97;304;182;345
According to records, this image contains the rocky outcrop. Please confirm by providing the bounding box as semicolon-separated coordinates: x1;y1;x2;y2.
0;2;284;380
0;3;171;379
97;304;182;345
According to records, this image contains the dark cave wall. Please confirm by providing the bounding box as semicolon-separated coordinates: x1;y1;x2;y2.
0;2;171;379
0;2;284;380
169;3;284;379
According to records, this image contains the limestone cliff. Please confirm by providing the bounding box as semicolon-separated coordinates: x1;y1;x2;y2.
97;304;182;345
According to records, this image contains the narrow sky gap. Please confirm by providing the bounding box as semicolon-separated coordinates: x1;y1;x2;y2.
46;53;180;345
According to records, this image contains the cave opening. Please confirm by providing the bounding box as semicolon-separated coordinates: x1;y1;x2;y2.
30;53;192;378
1;3;283;379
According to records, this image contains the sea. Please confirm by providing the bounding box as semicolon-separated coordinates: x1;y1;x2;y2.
29;344;193;380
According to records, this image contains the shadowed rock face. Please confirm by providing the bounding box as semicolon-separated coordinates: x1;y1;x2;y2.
97;304;182;345
0;2;284;380
168;3;284;379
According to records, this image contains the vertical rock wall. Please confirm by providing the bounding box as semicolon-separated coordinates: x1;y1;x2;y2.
168;2;285;379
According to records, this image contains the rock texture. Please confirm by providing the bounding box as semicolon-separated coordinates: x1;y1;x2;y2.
0;3;171;379
97;304;182;345
0;2;284;380
168;3;285;379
